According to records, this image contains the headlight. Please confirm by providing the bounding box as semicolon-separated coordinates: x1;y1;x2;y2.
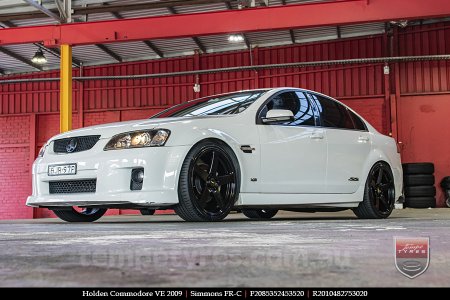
104;129;171;150
38;144;47;157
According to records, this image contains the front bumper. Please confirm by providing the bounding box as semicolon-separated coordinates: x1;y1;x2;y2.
26;141;190;208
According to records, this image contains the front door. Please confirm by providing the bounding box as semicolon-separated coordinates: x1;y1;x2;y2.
258;91;327;194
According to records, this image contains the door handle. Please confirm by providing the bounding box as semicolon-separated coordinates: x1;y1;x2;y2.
358;136;370;142
310;134;324;140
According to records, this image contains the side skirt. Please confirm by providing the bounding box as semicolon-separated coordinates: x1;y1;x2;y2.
237;192;362;207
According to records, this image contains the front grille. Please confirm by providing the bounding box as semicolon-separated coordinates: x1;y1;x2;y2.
49;179;97;194
53;135;100;153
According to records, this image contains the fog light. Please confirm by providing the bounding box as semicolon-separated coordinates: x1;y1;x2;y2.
131;168;144;190
132;169;144;183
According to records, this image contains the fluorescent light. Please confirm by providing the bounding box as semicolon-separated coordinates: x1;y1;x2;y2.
228;34;244;43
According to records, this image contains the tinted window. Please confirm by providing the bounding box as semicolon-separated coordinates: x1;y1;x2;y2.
347;109;367;131
260;91;315;126
152;91;266;118
309;93;354;129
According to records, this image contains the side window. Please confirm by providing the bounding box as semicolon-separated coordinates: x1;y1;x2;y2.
347;109;367;131
260;91;316;126
309;93;354;130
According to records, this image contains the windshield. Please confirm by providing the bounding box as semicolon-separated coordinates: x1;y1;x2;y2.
151;91;267;118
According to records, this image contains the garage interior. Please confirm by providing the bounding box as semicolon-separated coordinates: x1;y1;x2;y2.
0;0;450;287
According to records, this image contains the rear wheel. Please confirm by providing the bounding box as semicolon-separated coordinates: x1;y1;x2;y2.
353;162;395;219
53;207;107;222
175;140;240;222
242;209;278;220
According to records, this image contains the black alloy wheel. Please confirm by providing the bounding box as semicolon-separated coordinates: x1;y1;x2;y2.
175;141;240;221
353;162;395;219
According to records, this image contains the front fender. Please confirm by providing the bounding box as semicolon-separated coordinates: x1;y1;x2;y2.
168;125;261;194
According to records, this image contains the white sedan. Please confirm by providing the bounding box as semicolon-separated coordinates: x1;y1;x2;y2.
27;88;403;222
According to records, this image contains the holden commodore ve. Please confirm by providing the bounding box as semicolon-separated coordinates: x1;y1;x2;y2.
27;88;402;222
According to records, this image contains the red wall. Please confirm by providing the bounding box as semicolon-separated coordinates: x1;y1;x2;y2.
0;116;33;219
399;94;450;204
1;22;449;219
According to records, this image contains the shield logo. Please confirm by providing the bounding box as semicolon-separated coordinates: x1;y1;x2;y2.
66;138;78;153
394;237;429;278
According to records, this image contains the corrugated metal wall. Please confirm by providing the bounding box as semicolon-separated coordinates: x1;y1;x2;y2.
397;23;450;94
0;22;449;219
0;36;388;115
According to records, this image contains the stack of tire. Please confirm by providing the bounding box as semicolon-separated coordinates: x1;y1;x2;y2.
402;162;436;208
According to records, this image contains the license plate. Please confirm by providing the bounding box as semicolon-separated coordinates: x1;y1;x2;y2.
48;164;77;176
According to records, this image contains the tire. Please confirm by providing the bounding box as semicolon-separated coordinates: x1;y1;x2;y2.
140;209;156;215
405;197;436;208
404;174;435;186
242;209;278;220
353;162;395;219
53;207;107;222
175;140;240;222
404;186;436;197
440;177;450;189
402;163;434;175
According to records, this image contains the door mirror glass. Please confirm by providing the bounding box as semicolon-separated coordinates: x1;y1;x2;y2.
262;109;294;124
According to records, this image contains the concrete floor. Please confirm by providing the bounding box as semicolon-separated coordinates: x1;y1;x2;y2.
0;208;449;287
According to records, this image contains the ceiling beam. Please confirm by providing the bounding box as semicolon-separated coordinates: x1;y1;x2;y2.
167;7;207;53
242;34;251;49
1;0;450;46
96;44;122;62
21;0;62;22
0;0;231;22
90;5;122;63
1;21;82;67
0;20;16;27
191;37;207;53
79;0;230;15
289;30;296;44
111;10;164;58
280;0;295;44
0;46;42;70
225;1;251;48
143;41;164;58
43;46;82;67
258;0;268;7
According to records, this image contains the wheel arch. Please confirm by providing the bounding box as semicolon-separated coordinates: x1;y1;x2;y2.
188;137;243;185
362;146;403;202
174;137;243;221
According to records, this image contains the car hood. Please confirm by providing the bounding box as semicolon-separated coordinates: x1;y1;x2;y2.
49;115;233;141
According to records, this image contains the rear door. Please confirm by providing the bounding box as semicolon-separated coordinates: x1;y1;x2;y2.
308;93;371;193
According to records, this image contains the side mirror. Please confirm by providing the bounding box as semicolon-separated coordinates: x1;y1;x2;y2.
262;109;294;124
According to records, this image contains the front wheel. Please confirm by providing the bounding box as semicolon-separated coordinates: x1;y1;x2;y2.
353;162;395;219
53;207;107;222
242;209;278;220
175;140;240;221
